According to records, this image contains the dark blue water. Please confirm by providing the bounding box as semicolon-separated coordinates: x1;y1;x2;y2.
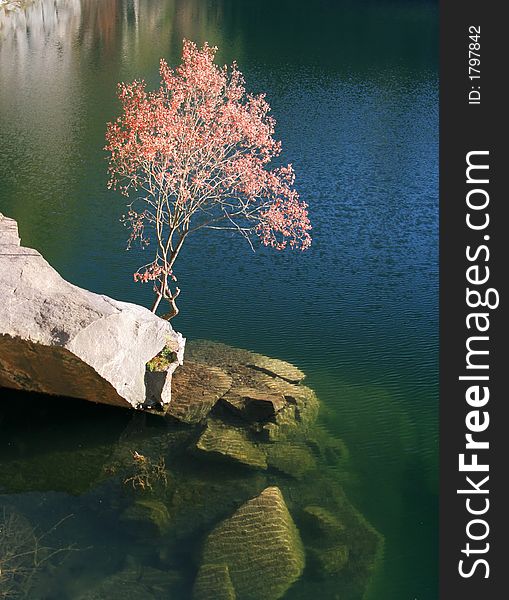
0;1;438;598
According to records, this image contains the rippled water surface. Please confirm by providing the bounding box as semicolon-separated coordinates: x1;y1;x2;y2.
0;1;438;598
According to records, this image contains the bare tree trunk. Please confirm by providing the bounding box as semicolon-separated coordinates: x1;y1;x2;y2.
161;287;181;321
151;292;163;313
151;281;180;321
151;231;186;319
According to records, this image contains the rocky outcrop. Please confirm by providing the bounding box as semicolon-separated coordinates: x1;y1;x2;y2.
0;214;185;409
196;487;305;600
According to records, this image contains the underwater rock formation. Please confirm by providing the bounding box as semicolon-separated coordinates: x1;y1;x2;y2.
167;361;232;423
120;498;171;537
196;418;268;470
221;386;286;421
264;441;317;478
76;565;178;600
0;214;185;409
192;564;236;600
178;340;319;440
195;487;305;600
0;339;384;599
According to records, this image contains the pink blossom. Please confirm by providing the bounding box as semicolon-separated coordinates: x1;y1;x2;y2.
105;40;311;318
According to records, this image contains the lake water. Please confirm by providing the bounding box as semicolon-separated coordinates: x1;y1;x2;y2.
0;1;438;598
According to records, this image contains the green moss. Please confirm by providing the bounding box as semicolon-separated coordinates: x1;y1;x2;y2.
146;346;177;372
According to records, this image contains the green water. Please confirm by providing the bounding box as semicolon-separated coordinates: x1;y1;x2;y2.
0;1;438;598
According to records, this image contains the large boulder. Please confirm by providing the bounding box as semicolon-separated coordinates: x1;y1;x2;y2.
196;486;305;600
0;214;185;409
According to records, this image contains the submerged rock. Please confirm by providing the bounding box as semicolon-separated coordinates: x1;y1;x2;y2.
307;433;350;467
222;386;286;421
186;340;305;384
302;505;346;541
193;564;236;600
288;476;384;595
180;340;319;441
0;214;185;410
257;378;320;442
308;544;350;577
196;418;267;470
184;340;263;368
120;498;171;537
165;469;268;542
246;355;305;384
167;361;232;423
197;486;305;600
301;505;350;577
265;442;316;478
77;576;155;600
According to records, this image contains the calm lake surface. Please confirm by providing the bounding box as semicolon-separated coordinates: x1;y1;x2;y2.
0;1;438;598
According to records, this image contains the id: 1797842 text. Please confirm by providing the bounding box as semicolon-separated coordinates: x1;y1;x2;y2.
468;25;481;105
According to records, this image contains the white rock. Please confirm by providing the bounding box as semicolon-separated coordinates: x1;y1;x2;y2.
0;213;185;409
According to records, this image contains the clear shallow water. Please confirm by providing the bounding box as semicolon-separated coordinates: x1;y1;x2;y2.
0;1;438;598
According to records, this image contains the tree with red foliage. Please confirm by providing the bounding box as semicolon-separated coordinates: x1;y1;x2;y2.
106;40;311;319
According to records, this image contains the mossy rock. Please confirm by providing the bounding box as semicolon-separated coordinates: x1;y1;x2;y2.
301;505;345;542
164;469;268;542
308;544;350;577
193;564;236;600
256;378;320;441
306;432;350;467
198;486;305;600
195;419;267;470
265;442;317;478
120;498;171;537
279;474;384;599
